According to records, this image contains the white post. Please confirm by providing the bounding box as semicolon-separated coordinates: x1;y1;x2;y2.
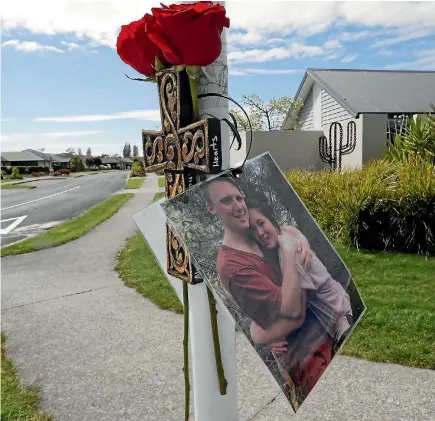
189;3;238;420
135;3;238;419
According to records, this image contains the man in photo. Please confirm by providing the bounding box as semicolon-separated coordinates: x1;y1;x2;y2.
200;175;334;401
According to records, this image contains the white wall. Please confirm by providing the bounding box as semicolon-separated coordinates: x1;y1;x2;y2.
298;86;314;130
321;90;353;126
361;114;388;163
230;130;327;172
334;118;363;170
312;84;323;130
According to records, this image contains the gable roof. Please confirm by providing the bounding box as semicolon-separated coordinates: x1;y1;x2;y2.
1;151;43;162
23;149;70;163
294;69;435;118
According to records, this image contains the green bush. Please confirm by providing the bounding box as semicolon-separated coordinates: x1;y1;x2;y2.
131;159;146;177
2;166;49;175
11;167;21;179
384;106;435;164
287;157;435;255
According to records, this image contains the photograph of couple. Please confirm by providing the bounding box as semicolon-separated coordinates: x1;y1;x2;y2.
161;153;365;411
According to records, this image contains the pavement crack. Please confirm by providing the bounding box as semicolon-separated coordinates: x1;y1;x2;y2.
1;285;111;312
247;391;281;421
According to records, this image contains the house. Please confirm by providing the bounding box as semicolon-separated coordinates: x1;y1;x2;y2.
101;157;133;170
24;149;71;169
286;69;435;169
1;149;72;170
1;150;49;168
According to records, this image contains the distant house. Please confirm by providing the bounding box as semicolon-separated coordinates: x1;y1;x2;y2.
1;149;71;170
24;149;71;169
101;157;133;170
1;150;48;168
286;69;435;168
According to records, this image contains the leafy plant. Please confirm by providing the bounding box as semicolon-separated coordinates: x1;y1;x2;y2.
384;106;435;163
131;159;145;177
288;158;435;255
70;156;85;172
10;167;21;179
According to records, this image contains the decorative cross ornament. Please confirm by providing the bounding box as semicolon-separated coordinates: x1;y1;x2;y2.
142;69;222;283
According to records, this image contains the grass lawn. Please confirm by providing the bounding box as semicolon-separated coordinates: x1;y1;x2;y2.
153;192;165;201
157;177;165;188
1;332;52;421
1;193;134;257
115;220;435;369
115;190;183;313
335;245;435;369
0;184;35;189
125;177;145;189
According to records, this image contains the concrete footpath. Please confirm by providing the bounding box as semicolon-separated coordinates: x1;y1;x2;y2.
2;173;434;421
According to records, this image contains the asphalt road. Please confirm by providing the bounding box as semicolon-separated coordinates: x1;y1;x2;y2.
1;171;129;246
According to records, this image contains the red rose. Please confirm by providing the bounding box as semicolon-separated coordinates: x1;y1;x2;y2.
147;1;230;66
116;14;168;77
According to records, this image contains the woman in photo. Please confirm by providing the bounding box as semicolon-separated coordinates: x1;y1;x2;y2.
246;199;354;354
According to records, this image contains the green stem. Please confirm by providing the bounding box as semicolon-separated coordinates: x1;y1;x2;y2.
207;286;228;395
183;282;191;421
188;76;201;122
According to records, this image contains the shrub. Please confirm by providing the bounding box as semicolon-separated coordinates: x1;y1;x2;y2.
70;156;85;172
56;168;70;176
384;106;435;164
11;167;21;179
287;157;435;255
131;159;145;177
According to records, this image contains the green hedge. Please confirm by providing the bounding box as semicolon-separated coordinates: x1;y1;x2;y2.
287;157;435;255
2;166;49;175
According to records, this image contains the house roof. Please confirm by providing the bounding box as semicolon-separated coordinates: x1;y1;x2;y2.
101;157;133;164
1;151;43;162
294;69;435;118
23;149;70;163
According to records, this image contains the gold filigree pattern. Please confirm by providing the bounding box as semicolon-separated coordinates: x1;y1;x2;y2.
165;173;185;198
166;224;192;283
141;68;218;283
142;70;214;173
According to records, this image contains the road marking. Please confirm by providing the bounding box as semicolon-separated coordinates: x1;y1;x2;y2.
0;215;28;235
0;186;80;211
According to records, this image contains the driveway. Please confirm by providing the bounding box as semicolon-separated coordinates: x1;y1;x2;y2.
1;171;129;246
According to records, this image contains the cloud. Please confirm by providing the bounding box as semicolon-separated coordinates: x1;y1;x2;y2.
43;130;105;138
1;39;63;53
324;39;343;50
341;54;358;63
33;110;161;123
61;41;81;50
384;49;435;71
2;1;434;50
229;68;304;76
372;28;435;48
228;41;324;64
339;30;372;41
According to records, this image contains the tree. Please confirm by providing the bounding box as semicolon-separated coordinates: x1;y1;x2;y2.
101;154;109;158
133;145;139;157
65;148;76;155
78;148;82;156
229;94;303;132
123;142;132;158
94;156;102;166
86;156;95;167
86;147;92;155
70;155;85;172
